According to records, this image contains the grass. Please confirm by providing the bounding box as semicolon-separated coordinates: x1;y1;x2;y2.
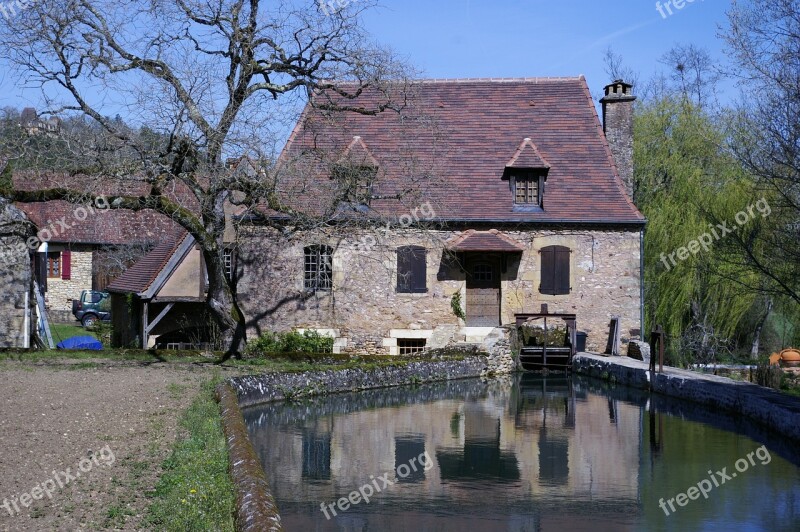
0;348;467;374
145;377;235;531
49;322;98;344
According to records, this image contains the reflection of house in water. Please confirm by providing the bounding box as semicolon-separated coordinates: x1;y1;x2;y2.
244;376;641;530
437;403;521;482
302;429;332;481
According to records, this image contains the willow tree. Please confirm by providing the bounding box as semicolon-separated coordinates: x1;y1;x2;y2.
0;0;411;356
634;97;769;361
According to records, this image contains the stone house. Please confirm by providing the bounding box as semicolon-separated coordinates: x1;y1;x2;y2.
0;199;35;348
234;77;645;354
16;198;182;322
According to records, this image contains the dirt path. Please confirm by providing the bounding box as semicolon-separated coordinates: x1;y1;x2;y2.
0;360;243;531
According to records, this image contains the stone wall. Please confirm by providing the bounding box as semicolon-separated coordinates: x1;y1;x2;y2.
237;225;642;354
573;353;800;442
0;200;33;348
45;245;93;321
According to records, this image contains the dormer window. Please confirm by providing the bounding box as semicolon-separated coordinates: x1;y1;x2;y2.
513;172;541;205
504;138;550;210
334;136;379;207
333;165;377;205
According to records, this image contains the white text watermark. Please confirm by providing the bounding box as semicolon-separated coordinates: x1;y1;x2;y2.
658;445;771;516
2;444;115;516
319;450;434;519
656;0;703;19
659;197;771;271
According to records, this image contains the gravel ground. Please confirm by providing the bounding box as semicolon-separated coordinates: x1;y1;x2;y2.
0;359;243;531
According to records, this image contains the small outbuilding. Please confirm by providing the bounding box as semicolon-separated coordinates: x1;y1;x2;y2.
106;233;210;349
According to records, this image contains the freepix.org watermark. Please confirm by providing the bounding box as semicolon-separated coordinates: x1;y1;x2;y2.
2;445;115;516
319;450;434;519
0;196;110;265
344;201;437;253
655;0;703;19
0;0;35;21
658;445;771;517
318;0;365;17
659;197;771;272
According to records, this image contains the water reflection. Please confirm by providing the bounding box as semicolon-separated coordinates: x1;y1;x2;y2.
243;374;800;532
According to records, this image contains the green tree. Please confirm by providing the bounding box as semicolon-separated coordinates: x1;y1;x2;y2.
634;97;765;362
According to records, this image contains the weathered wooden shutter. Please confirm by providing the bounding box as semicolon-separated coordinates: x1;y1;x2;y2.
410;247;427;292
397;246;427;293
554;246;570;295
539;246;554;295
62;250;71;280
540;245;570;295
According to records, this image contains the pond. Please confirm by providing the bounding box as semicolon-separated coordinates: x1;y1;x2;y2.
243;374;800;532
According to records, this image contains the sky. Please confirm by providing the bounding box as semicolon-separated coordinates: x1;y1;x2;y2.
360;0;731;95
0;0;734;115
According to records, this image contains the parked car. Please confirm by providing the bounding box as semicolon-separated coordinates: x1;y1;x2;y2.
71;290;111;328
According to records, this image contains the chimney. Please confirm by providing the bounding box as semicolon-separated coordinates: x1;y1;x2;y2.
600;80;636;199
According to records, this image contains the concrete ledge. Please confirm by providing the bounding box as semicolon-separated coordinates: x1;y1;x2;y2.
573;353;800;442
215;383;283;532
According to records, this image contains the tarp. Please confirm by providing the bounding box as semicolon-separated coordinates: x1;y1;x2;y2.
56;336;103;350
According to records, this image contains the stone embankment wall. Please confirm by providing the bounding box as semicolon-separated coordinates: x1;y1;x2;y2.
573;353;800;441
230;356;489;408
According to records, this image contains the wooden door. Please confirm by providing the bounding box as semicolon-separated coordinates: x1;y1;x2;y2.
466;255;501;327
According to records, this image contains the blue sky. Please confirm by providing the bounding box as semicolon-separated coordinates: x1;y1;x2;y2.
0;0;732;112
362;0;729;94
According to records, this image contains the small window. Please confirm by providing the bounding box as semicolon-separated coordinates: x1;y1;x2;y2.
540;245;571;295
333;165;377;205
223;248;235;281
514;175;540;205
397;246;427;293
46;252;61;278
304;245;333;292
398;338;426;355
473;263;493;282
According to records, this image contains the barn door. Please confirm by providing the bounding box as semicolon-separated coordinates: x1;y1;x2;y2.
465;255;501;327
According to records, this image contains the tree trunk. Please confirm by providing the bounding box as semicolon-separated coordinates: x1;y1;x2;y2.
205;248;247;359
751;298;773;359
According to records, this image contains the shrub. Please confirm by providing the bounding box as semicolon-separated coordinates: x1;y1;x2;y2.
245;330;334;357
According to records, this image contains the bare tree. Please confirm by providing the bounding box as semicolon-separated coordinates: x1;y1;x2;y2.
0;0;414;356
719;0;800;306
658;43;721;108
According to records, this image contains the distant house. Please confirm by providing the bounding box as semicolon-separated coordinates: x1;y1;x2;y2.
234;77;645;354
19;108;61;137
13;175;183;322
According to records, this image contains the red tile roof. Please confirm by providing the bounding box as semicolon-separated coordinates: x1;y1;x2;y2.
16;201;183;245
278;77;644;225
12;173;191;245
106;233;190;294
506;138;550;169
446;230;526;252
